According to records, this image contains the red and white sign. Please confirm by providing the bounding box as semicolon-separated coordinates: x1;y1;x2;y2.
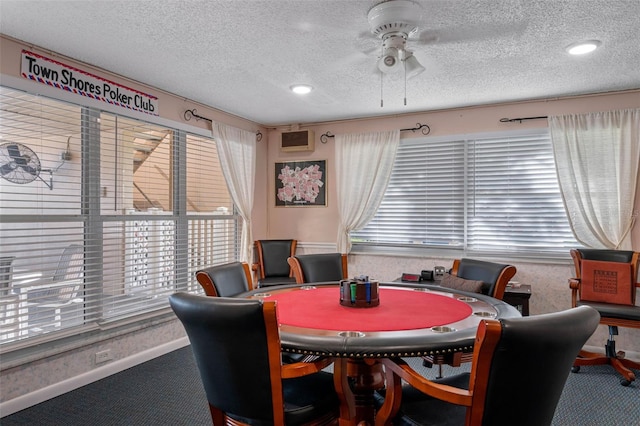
21;50;159;116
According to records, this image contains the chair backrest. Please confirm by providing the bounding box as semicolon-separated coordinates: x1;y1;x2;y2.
571;248;638;277
468;306;599;426
52;244;84;282
452;258;516;300
36;245;83;303
0;257;19;336
195;262;253;297
169;293;283;424
254;239;297;279
287;253;348;284
0;256;15;296
570;248;639;305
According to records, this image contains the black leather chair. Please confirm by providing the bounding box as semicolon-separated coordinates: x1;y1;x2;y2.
450;258;517;300
195;261;310;365
252;239;298;287
569;248;640;386
169;293;339;425
195;262;253;297
424;258;517;374
376;306;600;426
287;253;348;284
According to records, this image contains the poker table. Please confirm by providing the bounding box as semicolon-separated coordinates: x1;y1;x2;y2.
239;282;520;425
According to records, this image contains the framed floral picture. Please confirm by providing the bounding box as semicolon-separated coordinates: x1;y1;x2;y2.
275;160;326;207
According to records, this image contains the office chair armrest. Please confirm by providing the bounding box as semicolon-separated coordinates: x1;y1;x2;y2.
14;277;82;291
568;278;581;290
569;277;581;307
281;356;334;379
287;257;304;284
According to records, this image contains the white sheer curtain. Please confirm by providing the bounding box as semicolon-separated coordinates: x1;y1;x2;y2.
336;130;400;253
212;122;256;263
549;108;640;249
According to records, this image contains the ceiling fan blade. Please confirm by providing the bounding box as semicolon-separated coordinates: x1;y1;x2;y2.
414;21;528;45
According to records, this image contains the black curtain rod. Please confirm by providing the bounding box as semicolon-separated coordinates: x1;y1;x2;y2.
499;116;548;123
320;123;431;144
184;109;262;141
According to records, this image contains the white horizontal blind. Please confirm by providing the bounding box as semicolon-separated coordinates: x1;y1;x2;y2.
466;133;577;254
0;86;240;346
98;112;179;322
353;138;465;246
353;130;578;255
0;87;85;343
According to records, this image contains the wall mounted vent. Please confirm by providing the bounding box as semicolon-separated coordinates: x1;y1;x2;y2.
281;130;315;152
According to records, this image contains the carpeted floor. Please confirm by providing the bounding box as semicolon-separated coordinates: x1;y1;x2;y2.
2;346;639;425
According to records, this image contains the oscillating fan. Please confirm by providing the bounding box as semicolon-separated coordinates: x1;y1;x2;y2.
0;142;53;189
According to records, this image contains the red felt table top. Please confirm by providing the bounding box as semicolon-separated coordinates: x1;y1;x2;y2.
264;287;472;331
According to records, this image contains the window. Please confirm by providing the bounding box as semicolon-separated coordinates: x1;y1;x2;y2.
352;129;579;256
0;86;240;347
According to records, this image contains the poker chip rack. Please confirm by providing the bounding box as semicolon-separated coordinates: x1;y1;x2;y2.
339;277;380;308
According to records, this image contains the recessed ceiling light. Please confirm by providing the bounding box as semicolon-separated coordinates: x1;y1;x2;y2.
290;84;313;94
566;40;601;55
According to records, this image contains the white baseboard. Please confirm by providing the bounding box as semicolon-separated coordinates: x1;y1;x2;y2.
1;337;190;417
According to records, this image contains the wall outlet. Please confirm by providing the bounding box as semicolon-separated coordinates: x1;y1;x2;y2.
95;349;113;364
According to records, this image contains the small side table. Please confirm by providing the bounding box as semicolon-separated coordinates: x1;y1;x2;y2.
503;284;532;316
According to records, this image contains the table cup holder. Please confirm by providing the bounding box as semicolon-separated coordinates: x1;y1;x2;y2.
338;331;365;338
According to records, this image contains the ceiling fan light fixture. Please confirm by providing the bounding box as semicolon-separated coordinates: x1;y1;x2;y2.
378;47;402;73
566;40;601;55
290;84;313;94
404;52;425;79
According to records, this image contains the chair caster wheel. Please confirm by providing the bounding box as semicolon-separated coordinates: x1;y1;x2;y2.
571;366;580;373
620;379;631;387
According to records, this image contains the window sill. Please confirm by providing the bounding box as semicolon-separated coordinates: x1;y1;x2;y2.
350;243;573;265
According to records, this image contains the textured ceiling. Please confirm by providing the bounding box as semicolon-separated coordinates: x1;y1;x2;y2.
1;0;639;126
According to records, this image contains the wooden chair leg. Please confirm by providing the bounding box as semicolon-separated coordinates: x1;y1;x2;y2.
573;328;639;386
610;357;638;384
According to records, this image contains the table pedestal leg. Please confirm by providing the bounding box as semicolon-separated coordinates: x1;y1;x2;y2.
335;358;385;425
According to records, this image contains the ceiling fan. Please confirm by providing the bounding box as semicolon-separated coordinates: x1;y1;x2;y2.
357;0;430;107
367;0;426;79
